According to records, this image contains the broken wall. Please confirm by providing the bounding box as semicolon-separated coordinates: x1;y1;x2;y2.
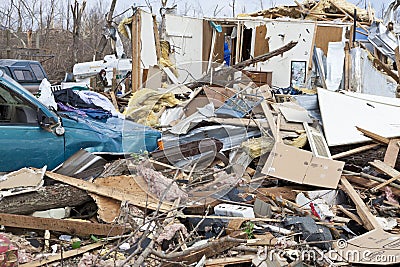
243;20;315;88
165;14;204;83
141;10;158;69
350;47;397;97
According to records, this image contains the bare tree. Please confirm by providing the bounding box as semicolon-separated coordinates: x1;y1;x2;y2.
259;0;265;10
229;0;236;17
213;4;224;17
182;2;192;16
71;0;86;63
144;0;153;14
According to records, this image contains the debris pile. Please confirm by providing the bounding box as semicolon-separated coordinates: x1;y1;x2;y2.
3;0;400;266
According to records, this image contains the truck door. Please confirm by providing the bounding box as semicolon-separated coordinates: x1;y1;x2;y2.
0;82;64;172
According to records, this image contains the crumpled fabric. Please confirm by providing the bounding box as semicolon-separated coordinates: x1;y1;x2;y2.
124;88;180;126
76;90;123;118
53;88;100;110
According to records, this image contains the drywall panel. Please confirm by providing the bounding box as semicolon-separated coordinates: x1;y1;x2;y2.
165;14;204;83
315;25;344;55
318;88;400;146
141;10;158;68
244;20;316;88
350;47;397;97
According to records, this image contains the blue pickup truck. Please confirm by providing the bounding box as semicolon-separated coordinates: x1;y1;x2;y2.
0;70;160;172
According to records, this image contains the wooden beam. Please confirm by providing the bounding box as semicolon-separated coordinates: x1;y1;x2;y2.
44;171;171;212
384;138;400;167
131;11;142;93
344;41;351;89
337;204;363;225
372;56;399;82
20;242;104;267
356;126;390;144
152;15;161;62
260;99;277;140
331;143;380;159
109;91;119;110
0;213;128;236
340;177;381;230
371;174;400;193
205;255;254;266
370;160;400;177
346;175;400;196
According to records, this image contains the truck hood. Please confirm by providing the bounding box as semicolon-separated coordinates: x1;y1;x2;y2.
60;112;161;156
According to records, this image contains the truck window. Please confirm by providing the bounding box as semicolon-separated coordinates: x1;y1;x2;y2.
30;64;45;80
13;70;34;82
0;84;37;124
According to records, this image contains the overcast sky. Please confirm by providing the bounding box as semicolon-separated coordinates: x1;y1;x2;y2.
104;0;391;19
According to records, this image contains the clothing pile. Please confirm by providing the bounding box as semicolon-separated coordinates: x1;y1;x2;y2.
53;88;121;120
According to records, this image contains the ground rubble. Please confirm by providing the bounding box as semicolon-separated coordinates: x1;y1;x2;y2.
2;63;400;267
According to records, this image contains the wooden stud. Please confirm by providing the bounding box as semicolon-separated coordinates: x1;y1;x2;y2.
152;15;161;62
340;177;381;230
337;204;363;225
331;143;380;160
131;10;142;93
384;138;400;168
44;171;172;212
0;213;128;237
20;242;104;267
356;126;390;144
370;160;400;177
109;91;119;110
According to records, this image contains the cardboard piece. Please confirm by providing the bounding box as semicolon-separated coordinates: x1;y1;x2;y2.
262;143;344;189
334;228;400;265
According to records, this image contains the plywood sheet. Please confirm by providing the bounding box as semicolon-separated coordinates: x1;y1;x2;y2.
315;25;343;56
254;25;269;57
318;88;400;146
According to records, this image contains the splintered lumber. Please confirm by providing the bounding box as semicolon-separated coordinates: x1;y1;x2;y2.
44;171;172;212
0;213;128;236
384;138;400;167
370;160;400;177
0;184;91;214
205;255;254;266
20;242;104;267
369;160;400;192
331;143;380;160
345;174;400;195
355;127;390;144
370;174;400;192
187;41;298;89
340;177;381;230
337;205;363;225
234;41;297;70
